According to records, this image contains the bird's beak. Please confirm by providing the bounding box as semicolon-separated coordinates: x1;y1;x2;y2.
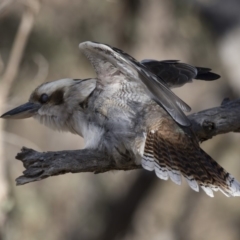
1;102;40;119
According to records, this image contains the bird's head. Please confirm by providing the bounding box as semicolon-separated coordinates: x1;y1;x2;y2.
1;78;96;132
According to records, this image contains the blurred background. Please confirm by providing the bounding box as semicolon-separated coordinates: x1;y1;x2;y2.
1;0;240;239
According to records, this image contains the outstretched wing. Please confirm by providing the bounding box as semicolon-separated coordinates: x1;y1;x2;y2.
141;59;220;88
142;117;240;197
79;41;191;126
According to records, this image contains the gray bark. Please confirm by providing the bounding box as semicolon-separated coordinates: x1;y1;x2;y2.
15;98;240;185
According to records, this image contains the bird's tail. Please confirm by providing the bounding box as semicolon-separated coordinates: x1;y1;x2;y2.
195;67;220;80
142;127;240;197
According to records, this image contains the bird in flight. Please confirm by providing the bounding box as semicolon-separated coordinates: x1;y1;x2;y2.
1;41;239;197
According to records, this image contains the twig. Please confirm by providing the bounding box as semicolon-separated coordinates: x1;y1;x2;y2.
0;0;40;98
15;97;240;185
0;0;40;230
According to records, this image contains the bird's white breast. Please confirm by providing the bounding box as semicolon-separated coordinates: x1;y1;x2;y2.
81;123;104;149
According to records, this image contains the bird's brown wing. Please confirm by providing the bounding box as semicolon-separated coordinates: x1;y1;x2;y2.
79;41;191;126
141;59;220;88
142;118;240;197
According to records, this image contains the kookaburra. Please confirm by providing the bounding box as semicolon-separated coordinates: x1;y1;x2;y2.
1;41;240;197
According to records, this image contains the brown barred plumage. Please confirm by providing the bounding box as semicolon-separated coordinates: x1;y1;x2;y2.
142;118;239;197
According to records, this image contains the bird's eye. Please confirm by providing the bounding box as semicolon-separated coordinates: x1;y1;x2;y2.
40;93;49;104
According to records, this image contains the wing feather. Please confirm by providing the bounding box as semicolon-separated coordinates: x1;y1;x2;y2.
142;118;240;197
79;41;191;126
141;59;220;88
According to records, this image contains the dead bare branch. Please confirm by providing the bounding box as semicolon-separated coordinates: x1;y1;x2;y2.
15;97;240;185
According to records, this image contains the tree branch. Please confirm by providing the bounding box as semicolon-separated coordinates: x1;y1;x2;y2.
189;98;240;141
15;98;240;185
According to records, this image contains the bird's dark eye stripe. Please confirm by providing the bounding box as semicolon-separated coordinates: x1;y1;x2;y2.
39;93;49;104
51;89;64;105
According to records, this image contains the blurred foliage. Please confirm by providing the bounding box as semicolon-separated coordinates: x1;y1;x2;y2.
1;0;240;240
